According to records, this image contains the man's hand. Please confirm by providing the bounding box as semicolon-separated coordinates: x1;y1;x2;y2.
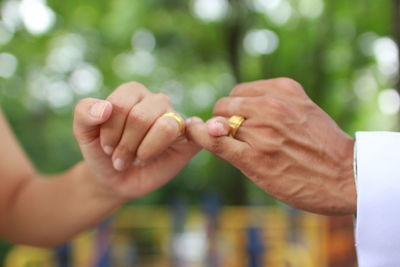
74;82;200;202
187;78;356;215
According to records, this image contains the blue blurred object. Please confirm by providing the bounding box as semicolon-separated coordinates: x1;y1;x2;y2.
170;198;187;267
55;243;72;267
287;206;301;243
247;227;265;267
94;218;113;267
202;192;221;267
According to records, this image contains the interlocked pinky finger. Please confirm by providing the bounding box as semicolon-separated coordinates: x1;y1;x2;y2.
136;114;182;162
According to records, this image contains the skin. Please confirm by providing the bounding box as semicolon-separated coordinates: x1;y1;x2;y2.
0;82;199;247
186;78;356;215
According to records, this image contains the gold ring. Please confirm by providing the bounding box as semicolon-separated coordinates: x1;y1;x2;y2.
161;112;185;135
228;115;245;138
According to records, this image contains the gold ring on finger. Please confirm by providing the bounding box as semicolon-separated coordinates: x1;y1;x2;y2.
228;115;246;138
161;112;185;136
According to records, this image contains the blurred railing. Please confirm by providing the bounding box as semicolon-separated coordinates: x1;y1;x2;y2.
3;205;356;267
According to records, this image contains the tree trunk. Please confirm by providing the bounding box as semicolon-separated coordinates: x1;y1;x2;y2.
393;0;400;129
226;0;245;83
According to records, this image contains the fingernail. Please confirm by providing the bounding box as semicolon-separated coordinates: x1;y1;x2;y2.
90;102;107;119
113;158;126;171
103;146;114;155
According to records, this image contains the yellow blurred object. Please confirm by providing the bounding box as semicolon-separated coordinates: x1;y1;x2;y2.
4;246;54;267
72;231;96;267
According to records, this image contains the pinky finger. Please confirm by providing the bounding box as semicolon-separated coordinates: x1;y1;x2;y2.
207;116;230;137
136;115;181;161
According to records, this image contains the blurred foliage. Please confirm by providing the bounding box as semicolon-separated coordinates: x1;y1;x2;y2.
0;0;399;262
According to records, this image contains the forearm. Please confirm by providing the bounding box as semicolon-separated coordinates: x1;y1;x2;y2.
0;162;123;247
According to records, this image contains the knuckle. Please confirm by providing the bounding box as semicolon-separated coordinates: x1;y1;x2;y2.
115;145;132;158
259;98;303;123
215;97;230;107
106;92;123;105
108;101;125;114
273;77;299;88
110;82;148;100
158;118;178;136
74;98;93;116
128;107;151;124
231;83;248;96
261;97;289;113
120;81;147;92
154;93;171;104
213;97;233;114
273;78;305;95
256;79;272;87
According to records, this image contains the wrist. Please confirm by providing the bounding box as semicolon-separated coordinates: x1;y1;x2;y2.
75;162;128;208
339;136;357;214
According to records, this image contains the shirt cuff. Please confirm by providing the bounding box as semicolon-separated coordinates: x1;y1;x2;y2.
355;131;400;266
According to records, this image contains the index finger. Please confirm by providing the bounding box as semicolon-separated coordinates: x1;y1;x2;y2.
230;78;304;98
212;97;253;118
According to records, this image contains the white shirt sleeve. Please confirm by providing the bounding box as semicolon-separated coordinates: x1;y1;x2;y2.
355;131;400;266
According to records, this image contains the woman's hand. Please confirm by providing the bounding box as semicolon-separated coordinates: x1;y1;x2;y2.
73;82;200;202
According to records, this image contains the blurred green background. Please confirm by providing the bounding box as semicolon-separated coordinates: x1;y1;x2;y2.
0;0;399;264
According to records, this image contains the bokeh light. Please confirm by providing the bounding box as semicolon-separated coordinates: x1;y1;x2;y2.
378;89;400;115
244;29;279;56
0;21;14;45
173;231;207;262
19;0;56;35
69;64;103;95
45;81;73;109
373;37;399;78
190;83;216;110
353;71;378;101
46;34;86;73
113;51;156;78
358;32;379;56
1;0;21;32
298;0;324;19
0;53;18;78
132;29;156;52
252;0;293;26
192;0;229;22
160;80;185;106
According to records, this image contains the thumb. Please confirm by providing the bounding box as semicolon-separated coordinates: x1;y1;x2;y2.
73;98;113;145
186;117;250;165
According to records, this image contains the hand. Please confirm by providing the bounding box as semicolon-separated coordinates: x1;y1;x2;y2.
73;82;200;202
187;78;356;215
